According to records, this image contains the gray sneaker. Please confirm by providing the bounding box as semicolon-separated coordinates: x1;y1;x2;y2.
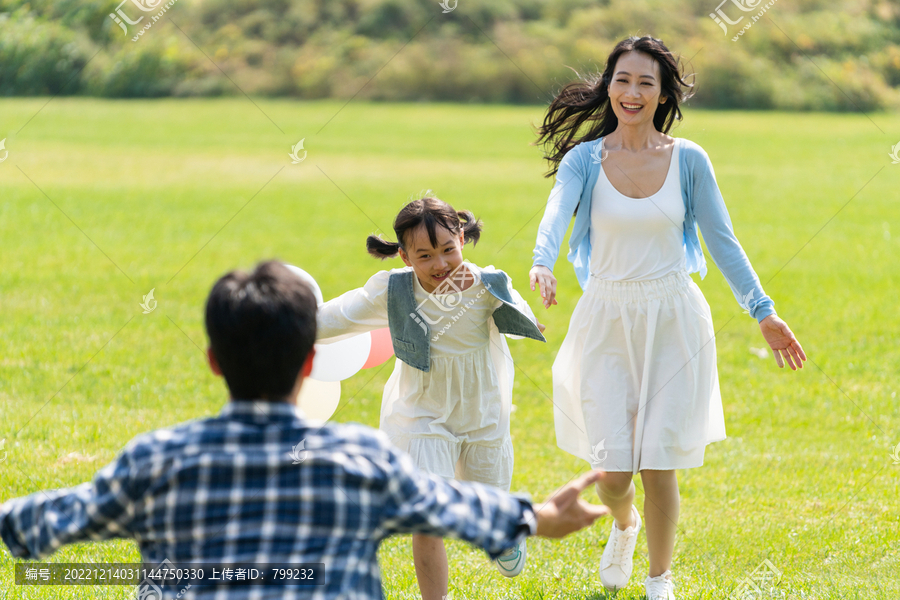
495;540;526;577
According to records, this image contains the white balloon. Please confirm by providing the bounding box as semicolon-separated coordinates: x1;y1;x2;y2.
284;264;324;306
310;334;371;382
297;378;341;421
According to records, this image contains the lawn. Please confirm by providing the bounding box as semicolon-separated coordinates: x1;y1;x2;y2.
0;98;898;599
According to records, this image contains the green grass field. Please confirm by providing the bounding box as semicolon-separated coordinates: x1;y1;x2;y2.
1;98;898;599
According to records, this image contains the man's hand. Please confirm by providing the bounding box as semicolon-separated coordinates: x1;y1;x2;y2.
529;265;558;309
533;470;610;538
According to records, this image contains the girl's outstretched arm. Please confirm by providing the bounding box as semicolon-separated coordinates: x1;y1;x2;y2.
317;270;390;342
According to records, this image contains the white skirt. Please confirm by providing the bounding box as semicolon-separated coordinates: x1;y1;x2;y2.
553;269;725;474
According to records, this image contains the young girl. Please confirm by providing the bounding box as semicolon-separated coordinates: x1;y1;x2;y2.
317;195;545;599
530;36;806;599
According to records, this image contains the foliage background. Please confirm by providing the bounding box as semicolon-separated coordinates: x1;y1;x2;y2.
1;0;900;110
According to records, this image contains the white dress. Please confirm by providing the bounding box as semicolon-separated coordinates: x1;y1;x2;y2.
317;263;537;491
553;139;726;474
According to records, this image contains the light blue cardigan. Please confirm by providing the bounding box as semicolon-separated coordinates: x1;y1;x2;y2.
532;137;776;322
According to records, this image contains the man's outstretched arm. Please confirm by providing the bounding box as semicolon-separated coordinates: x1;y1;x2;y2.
532;470;611;537
379;445;609;557
0;450;136;559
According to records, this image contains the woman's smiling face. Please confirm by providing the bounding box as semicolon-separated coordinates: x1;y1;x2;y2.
607;51;666;125
398;224;465;294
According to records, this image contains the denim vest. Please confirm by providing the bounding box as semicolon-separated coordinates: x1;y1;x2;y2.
386;268;545;372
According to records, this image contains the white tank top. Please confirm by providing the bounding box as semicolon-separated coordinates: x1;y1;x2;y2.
589;138;686;281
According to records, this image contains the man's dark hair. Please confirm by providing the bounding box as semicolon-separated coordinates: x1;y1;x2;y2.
205;260;317;401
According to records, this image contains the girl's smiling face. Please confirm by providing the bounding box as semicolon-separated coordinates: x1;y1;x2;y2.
607;50;666;125
398;224;465;293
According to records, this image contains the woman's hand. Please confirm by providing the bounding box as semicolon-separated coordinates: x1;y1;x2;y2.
759;314;806;370
530;265;558;309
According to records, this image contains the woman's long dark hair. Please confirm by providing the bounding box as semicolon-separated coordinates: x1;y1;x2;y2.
537;36;695;178
366;196;482;259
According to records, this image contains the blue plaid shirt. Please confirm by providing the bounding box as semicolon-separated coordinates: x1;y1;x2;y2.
0;401;535;599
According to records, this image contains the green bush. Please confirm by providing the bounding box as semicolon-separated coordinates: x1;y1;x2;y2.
692;49;777;109
83;40;192;97
0;8;93;95
1;0;898;108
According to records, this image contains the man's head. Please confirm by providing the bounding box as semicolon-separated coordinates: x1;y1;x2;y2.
205;260;317;402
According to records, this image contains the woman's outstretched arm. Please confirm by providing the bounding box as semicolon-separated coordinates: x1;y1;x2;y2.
531;149;585;308
690;146;806;370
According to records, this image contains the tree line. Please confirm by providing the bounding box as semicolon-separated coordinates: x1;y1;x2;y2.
1;0;899;110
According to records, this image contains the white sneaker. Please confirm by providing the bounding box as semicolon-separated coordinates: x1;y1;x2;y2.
599;505;641;590
645;570;676;600
495;540;526;577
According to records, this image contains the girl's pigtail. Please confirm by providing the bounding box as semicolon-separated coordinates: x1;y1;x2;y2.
366;234;402;259
457;210;482;246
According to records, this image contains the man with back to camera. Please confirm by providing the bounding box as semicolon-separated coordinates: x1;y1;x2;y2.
0;260;611;598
